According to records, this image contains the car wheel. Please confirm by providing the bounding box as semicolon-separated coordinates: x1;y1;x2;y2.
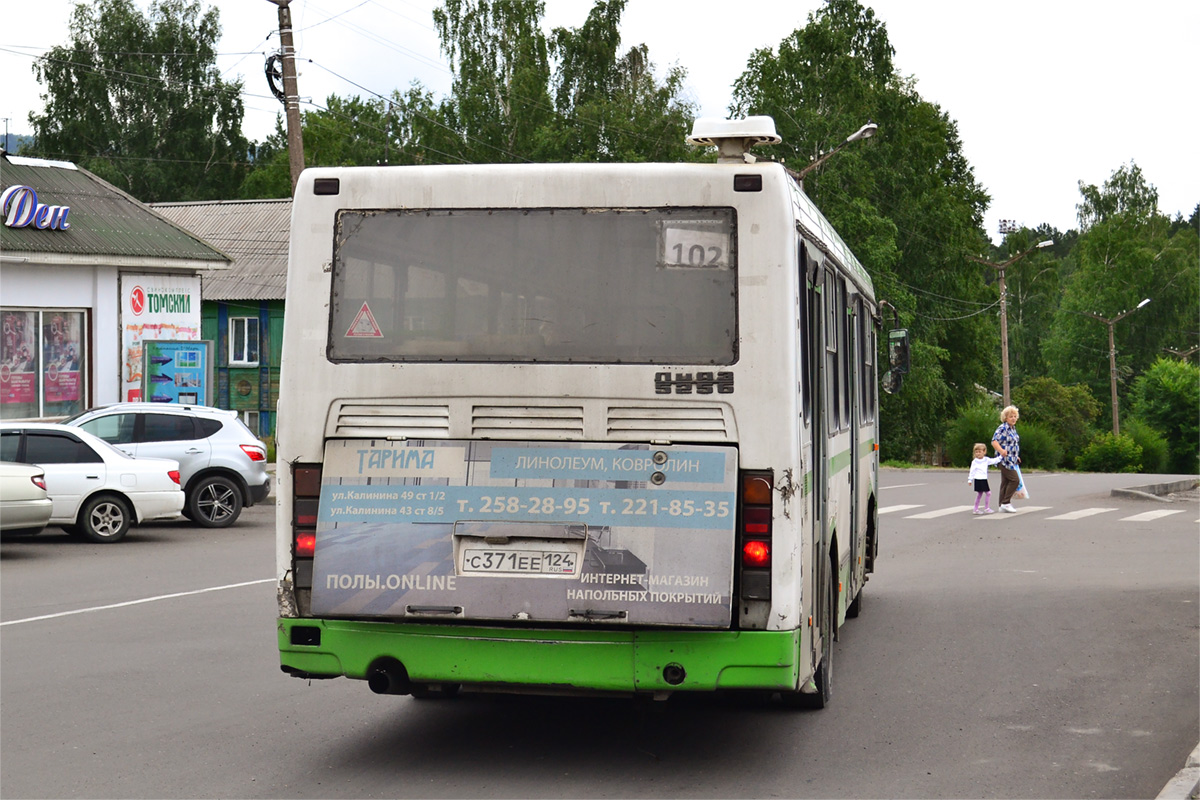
78;495;132;543
189;476;243;528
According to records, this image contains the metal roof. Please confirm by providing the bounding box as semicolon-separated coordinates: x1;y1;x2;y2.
150;199;291;301
0;154;230;267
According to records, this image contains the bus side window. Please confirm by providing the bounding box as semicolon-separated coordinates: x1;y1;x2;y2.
840;282;851;430
798;240;812;424
856;297;875;423
825;268;840;433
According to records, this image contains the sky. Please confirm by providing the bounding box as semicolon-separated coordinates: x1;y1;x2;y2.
1;0;1196;243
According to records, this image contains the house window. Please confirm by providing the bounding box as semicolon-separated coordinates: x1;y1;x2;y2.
230;317;260;366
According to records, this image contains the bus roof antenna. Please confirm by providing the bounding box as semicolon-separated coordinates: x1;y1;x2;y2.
688;116;782;163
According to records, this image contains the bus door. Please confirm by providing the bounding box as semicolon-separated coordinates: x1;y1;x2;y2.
847;291;861;593
804;242;831;640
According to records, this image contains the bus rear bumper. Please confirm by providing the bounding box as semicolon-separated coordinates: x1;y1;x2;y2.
278;618;802;694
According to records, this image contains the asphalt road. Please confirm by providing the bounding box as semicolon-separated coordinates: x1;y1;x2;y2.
1;468;1196;799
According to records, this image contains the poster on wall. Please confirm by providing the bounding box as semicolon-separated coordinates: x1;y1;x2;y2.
121;275;201;402
1;310;38;407
141;340;213;405
42;311;82;404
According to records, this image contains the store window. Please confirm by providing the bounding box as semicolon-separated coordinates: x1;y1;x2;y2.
1;308;88;420
230;317;259;366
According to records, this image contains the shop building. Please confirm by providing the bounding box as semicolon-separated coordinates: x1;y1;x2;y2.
150;199;290;437
1;152;230;420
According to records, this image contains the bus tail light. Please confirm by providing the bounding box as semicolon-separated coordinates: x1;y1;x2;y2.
295;532;316;558
742;539;770;567
738;470;773;601
292;464;322;591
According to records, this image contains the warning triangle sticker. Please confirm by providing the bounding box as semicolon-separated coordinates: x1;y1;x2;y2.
345;302;383;337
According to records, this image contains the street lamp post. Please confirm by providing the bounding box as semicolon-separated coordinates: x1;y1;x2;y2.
793;122;878;181
966;239;1053;407
1165;345;1200;360
1084;298;1151;436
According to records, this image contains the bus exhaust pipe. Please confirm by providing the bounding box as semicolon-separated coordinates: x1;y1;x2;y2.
367;660;412;695
662;663;686;686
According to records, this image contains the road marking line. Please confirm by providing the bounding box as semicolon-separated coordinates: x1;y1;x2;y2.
883;483;926;490
907;505;976;519
0;578;274;627
1121;509;1185;522
1046;508;1119;520
988;505;1052;518
879;504;923;515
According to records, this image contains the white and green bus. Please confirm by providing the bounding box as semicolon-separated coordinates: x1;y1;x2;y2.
275;116;904;706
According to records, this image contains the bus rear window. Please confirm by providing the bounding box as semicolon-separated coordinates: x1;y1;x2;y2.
327;208;737;364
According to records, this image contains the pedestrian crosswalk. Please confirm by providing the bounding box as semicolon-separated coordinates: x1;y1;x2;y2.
905;505;975;519
1045;508;1118;520
879;503;1193;522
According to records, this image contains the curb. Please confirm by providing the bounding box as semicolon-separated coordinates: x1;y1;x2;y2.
1157;744;1200;800
1112;478;1199;502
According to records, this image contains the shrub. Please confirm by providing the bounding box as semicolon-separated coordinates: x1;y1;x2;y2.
1012;378;1102;469
1121;418;1169;474
1077;432;1143;473
943;402;1002;468
1129;358;1200;474
1014;421;1063;471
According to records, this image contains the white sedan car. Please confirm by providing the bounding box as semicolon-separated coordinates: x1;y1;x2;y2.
0;423;185;543
0;461;54;537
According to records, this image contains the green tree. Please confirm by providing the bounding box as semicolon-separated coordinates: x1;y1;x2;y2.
1003;226;1071;385
943;399;1002;468
729;0;992;459
1128;358;1200;474
1043;163;1199;408
239;85;453;198
1012;376;1101;468
544;0;696;162
237;0;696;197
1077;161;1160;229
432;0;554;162
28;0;248;202
1077;432;1144;474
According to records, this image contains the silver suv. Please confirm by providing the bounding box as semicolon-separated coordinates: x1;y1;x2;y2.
63;403;269;528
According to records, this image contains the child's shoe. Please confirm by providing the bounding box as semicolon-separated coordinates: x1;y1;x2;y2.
983;507;995;514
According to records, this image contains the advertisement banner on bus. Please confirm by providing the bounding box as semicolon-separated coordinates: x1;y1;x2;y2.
312;440;738;627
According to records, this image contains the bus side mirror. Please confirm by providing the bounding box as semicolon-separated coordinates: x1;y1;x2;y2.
881;328;909;395
887;328;910;374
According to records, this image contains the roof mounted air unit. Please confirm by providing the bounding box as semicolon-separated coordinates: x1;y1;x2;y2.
687;116;782;163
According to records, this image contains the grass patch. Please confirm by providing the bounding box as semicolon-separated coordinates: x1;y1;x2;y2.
881;459;933;469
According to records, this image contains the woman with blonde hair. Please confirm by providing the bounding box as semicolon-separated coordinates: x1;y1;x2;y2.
991;405;1021;512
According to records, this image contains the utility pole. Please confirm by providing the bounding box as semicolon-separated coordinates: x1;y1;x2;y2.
268;0;305;194
966;237;1053;407
1085;298;1151;436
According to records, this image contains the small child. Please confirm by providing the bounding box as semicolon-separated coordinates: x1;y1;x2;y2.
967;442;1002;514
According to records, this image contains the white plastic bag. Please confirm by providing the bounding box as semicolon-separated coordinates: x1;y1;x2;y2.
1013;465;1029;500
